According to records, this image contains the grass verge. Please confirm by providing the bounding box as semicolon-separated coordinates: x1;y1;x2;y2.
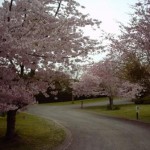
0;112;66;150
41;97;108;106
85;104;150;123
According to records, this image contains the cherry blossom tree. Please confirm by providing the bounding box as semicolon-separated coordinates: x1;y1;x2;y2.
72;59;120;109
72;73;100;97
88;59;121;109
73;0;149;110
108;0;150;63
0;0;101;139
73;59;144;109
106;0;150;96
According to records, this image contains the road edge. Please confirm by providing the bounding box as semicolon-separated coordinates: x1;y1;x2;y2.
25;111;72;150
54;119;72;150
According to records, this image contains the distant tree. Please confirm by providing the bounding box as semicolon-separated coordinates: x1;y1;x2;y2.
73;73;100;97
119;54;150;88
88;59;121;109
47;71;72;101
73;59;144;109
106;0;150;96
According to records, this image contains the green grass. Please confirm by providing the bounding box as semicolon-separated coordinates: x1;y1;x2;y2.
85;104;150;123
0;113;66;150
41;97;108;106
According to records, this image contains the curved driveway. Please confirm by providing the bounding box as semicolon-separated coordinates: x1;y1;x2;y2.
27;101;150;150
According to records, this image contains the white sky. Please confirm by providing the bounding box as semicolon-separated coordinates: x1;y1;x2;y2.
75;0;138;61
77;0;138;37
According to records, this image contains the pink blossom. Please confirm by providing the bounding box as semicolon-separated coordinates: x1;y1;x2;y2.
0;0;101;112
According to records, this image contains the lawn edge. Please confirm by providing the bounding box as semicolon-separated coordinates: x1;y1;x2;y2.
83;109;150;128
25;112;73;150
53;119;72;150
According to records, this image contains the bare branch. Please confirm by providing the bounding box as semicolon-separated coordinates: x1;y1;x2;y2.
27;53;47;58
55;0;62;17
7;0;14;22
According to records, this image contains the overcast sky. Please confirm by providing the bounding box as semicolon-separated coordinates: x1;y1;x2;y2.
75;0;138;60
77;0;138;36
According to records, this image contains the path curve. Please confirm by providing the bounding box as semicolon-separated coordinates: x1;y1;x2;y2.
27;101;150;150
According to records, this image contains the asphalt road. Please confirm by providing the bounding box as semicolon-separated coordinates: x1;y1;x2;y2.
27;100;150;150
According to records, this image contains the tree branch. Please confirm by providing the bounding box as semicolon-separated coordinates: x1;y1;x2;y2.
55;0;62;17
9;0;13;11
20;64;24;77
26;53;47;58
7;0;14;22
22;8;27;27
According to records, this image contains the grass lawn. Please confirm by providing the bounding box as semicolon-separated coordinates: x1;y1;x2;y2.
85;104;150;123
42;97;108;106
0;113;65;150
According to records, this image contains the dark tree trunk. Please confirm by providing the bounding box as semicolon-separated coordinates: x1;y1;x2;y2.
108;96;113;110
20;64;24;77
5;110;17;140
7;0;14;22
30;69;35;77
55;0;62;17
72;93;74;104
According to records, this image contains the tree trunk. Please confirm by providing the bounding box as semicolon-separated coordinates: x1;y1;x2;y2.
108;96;113;110
72;93;74;104
5;110;17;140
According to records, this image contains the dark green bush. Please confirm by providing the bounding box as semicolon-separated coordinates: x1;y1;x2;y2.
134;96;150;104
106;105;120;110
